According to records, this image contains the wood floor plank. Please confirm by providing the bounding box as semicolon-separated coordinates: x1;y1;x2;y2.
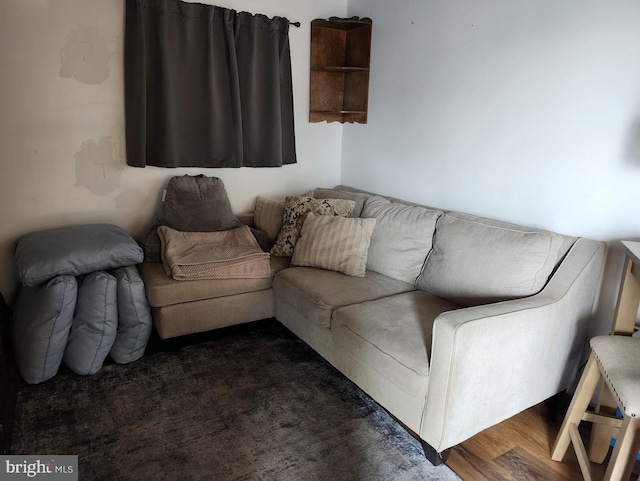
493;445;577;481
445;396;619;481
447;443;511;481
460;429;515;461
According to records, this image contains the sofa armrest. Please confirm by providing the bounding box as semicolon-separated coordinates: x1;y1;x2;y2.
420;238;606;452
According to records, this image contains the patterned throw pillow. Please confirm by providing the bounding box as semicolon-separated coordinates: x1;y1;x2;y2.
270;196;355;257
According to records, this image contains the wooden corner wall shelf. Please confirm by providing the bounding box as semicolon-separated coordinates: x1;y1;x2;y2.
309;17;372;124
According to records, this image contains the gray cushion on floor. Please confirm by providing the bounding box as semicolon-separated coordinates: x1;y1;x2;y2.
12;275;78;384
64;271;118;375
15;224;143;286
110;266;152;364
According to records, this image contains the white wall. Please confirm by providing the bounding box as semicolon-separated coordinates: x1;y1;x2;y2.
0;0;346;299
343;0;640;333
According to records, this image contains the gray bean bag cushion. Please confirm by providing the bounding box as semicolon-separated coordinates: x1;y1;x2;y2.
63;272;118;375
143;175;243;262
13;275;78;384
110;266;152;364
15;224;143;287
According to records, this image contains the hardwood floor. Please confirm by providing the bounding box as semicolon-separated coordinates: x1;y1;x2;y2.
445;394;640;481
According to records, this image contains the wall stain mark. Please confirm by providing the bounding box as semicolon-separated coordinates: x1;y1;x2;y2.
74;137;121;195
60;27;111;85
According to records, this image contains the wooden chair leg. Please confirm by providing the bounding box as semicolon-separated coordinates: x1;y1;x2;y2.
604;417;640;481
552;354;601;461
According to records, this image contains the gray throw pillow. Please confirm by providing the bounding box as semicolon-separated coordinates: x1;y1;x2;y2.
63;271;118;375
110;266;152;364
160;175;241;231
12;275;78;384
143;175;242;262
15;224;143;287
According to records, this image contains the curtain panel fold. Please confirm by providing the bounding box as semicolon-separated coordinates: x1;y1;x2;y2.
124;0;297;168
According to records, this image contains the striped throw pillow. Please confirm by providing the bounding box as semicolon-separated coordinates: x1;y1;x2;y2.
291;213;376;277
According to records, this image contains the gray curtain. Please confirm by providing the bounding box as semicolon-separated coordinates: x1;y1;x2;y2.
124;0;297;168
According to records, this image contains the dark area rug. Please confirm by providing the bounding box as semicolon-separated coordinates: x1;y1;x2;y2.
10;320;461;481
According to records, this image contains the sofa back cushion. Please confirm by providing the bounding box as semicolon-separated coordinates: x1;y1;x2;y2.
417;212;564;306
361;196;443;284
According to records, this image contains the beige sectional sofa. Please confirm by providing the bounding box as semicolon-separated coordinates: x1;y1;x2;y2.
138;185;606;465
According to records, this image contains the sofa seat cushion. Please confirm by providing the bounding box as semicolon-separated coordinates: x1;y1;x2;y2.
273;267;416;328
139;256;290;307
332;291;459;394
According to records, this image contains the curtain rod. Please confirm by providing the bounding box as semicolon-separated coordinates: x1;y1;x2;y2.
289;21;301;28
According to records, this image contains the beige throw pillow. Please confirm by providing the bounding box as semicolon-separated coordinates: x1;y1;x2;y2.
292;214;376;277
254;196;285;242
271;196;355;257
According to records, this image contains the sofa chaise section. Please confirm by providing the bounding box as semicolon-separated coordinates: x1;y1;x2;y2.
139;256;289;339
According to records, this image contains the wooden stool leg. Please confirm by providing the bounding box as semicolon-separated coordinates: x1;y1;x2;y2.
604;416;640;481
589;382;619;463
552;354;601;461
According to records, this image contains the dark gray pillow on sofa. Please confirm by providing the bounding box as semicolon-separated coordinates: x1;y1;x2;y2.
143;175;243;262
161;175;241;231
13;275;78;384
110;266;152;364
63;271;118;375
15;224;143;287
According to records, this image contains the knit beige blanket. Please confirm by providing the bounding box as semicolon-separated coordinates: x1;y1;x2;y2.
158;225;271;280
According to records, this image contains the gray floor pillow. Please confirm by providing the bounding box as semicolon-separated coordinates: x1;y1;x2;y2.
15;223;143;286
13;276;78;384
63;271;117;375
110;266;152;364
